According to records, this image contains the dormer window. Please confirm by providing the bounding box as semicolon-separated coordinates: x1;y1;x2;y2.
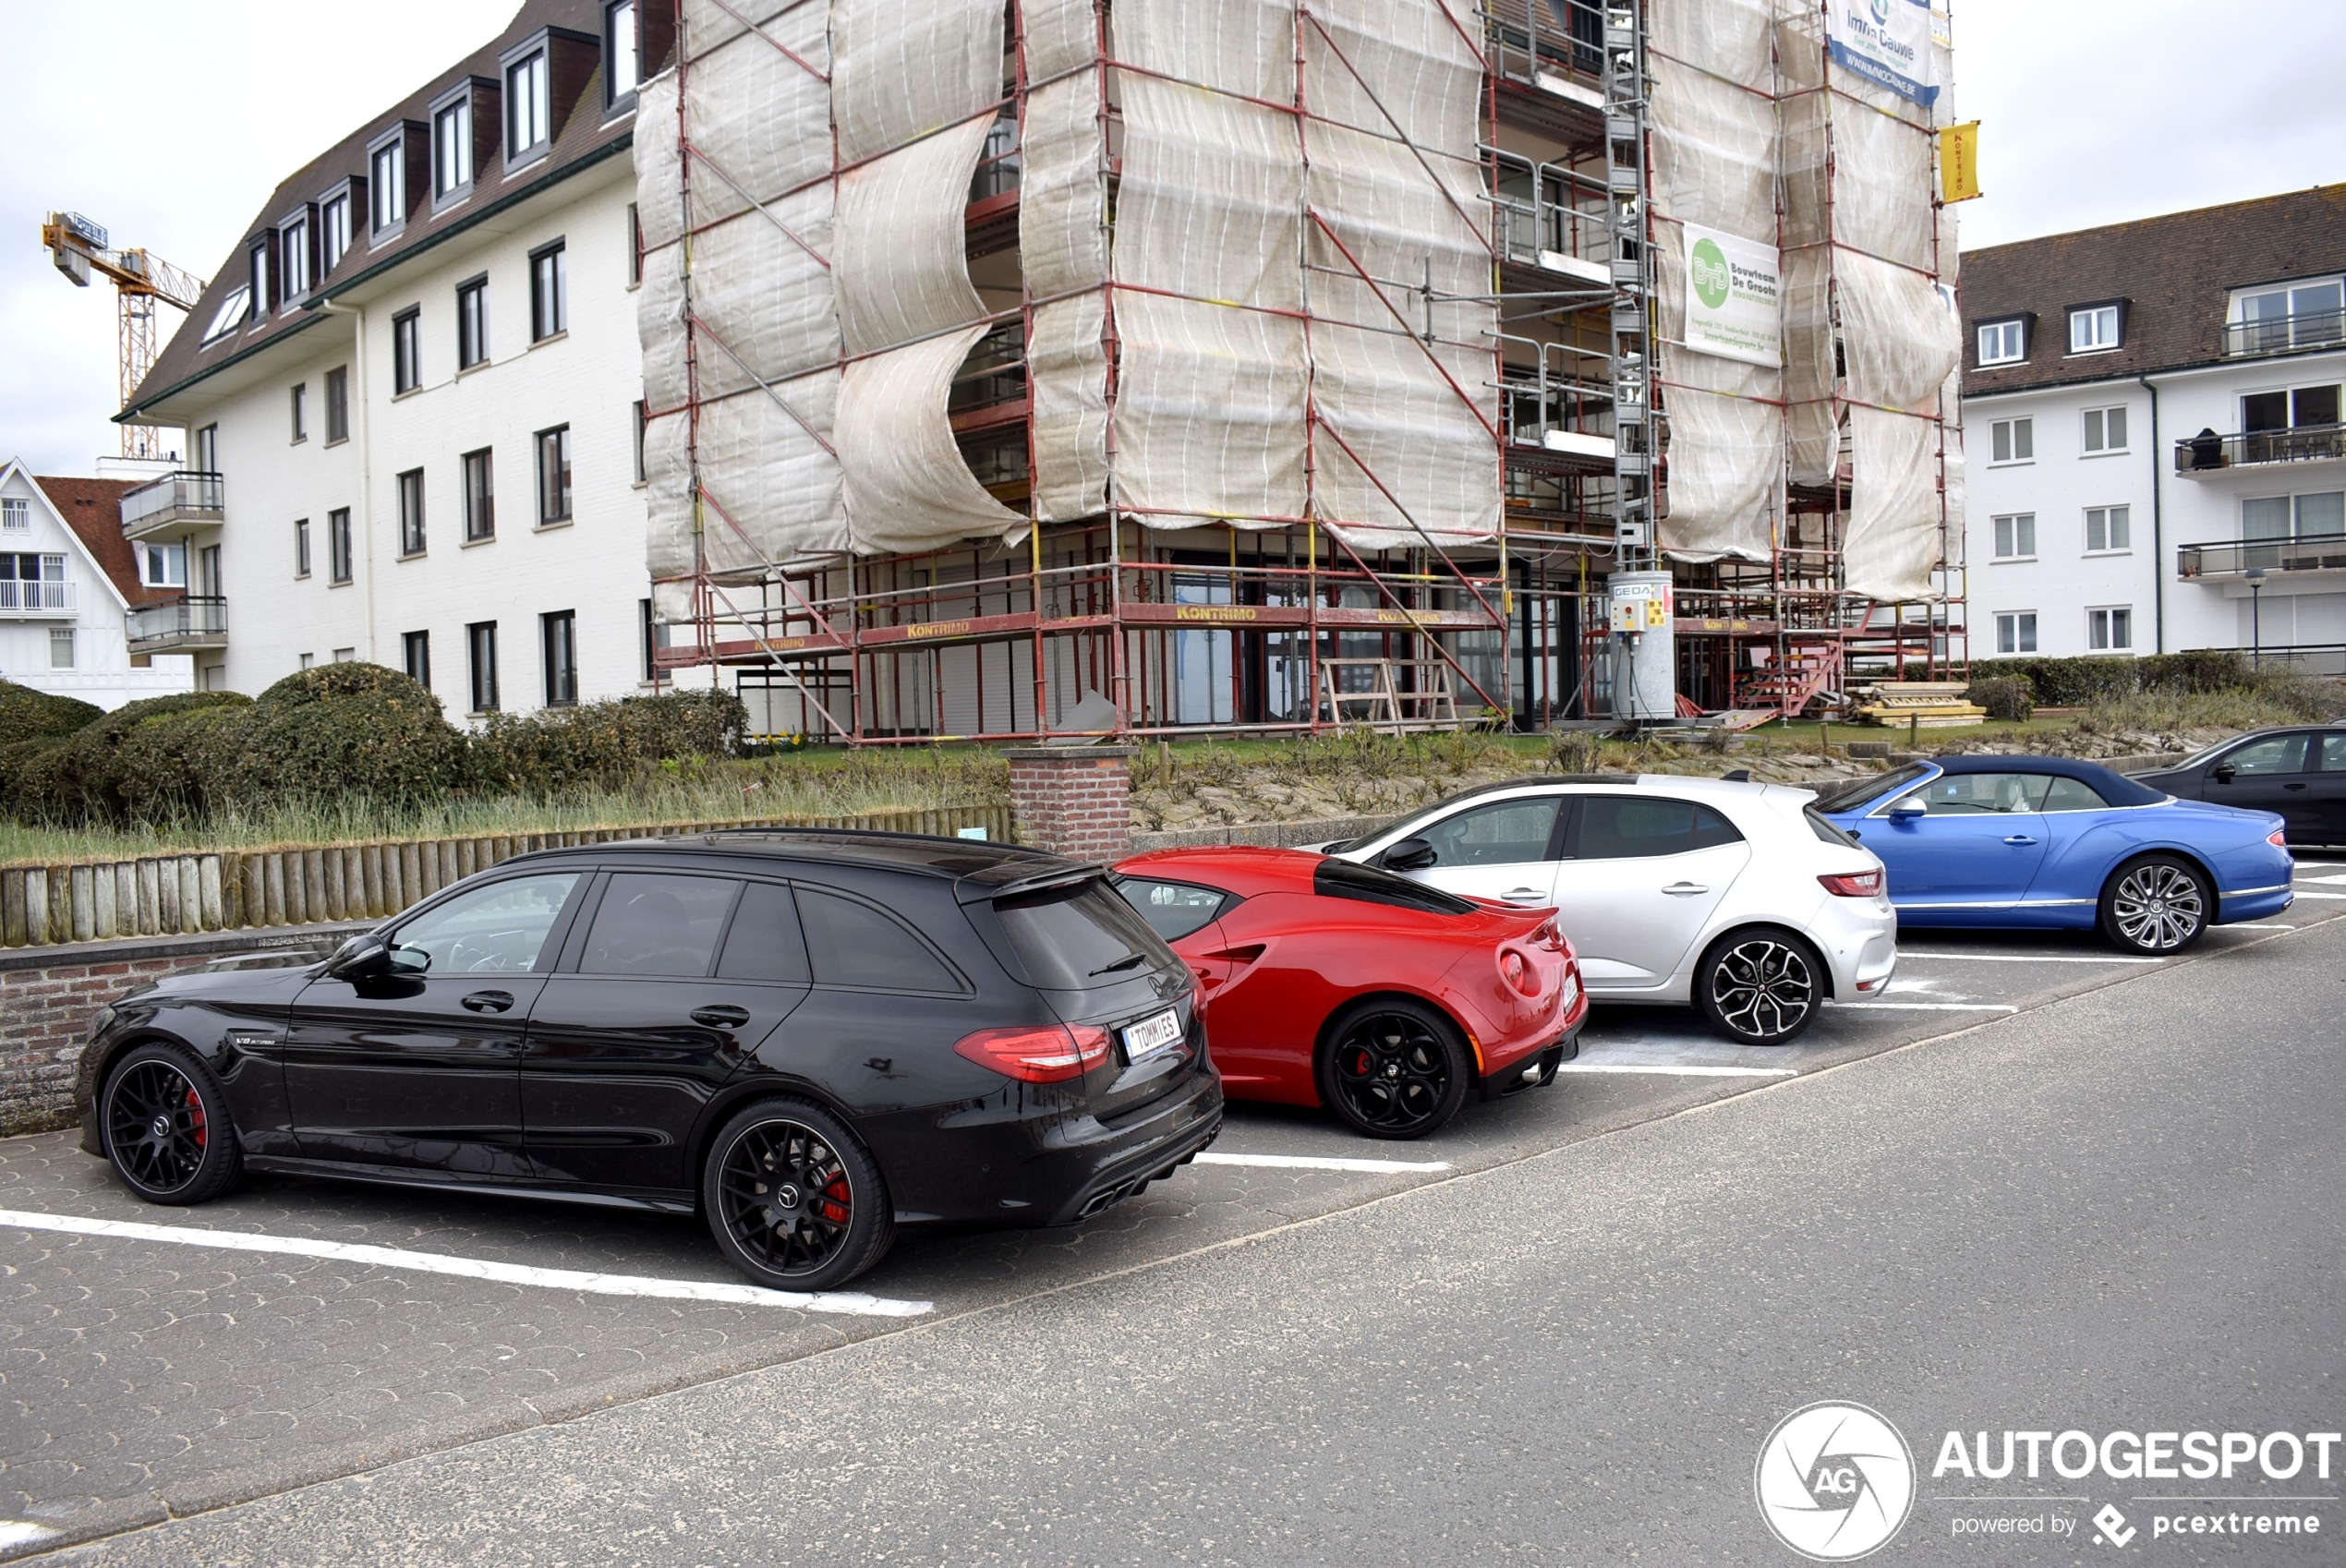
1976;317;2026;367
433;92;475;200
247;233;275;320
506;47;550;163
2069;302;2122;354
369;129;412;236
320;185;354;273
606;0;640;107
280;209;313;301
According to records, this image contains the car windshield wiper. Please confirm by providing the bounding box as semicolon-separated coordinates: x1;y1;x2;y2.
1088;951;1150;977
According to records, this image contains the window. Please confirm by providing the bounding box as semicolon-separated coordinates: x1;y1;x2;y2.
541;609;578;706
580;873;739;977
201;286;250;344
247;235;272;320
798;888;961;991
289;381;308;442
300;653;315;670
1114;877;1236;943
505;49;550;160
633;399;647;482
2039;777;2110;813
995;882;1167;991
139;542;187;587
1989;417;2032;464
389;874;582;976
294;518;311;578
456;276;488;369
530;241;567;340
404;630;431;689
320;190;351;273
2233;279;2346;355
717;881;811;983
2082;405;2128;453
2;499;28;532
606;0;641;106
2220;735;2309;776
536;425;573;525
194;425;218;472
369;135;406;234
333;646;357;663
280;213;309;300
1991;513;2036;560
397;468;426;556
467;621;501;711
627;203;643;285
324;365;349;442
1976;319;2026;366
2086;607;2134;651
463;447;495;541
1575;798;1744;860
1994;611;2038;655
2325;734;2346;772
49;628;76;669
1409;798;1562;868
2244;491;2346;549
1887;773;2051;816
640;597;665;683
2085;505;2130;553
2069;304;2121;354
328;507;353;584
432;93;472;200
393;307;421;393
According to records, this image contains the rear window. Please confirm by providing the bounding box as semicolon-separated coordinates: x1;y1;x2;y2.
1312;858;1477;915
1113;876;1236;942
1811;763;1930;814
996;879;1179;990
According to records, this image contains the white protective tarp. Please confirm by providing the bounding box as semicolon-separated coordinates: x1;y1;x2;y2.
1844;404;1942;601
1029;292;1110;520
1654;225;1776;562
1830;98;1936;270
1116;0;1296;99
1024;0;1099;81
832;115;995;357
1018;42;1112;521
1835;247;1960;412
1110;289;1309;528
830;0;1003;166
839;326;1024;549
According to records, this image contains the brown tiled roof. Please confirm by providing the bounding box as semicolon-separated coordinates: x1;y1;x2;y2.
1960;185;2346;395
123;0;657;421
34;476;163;608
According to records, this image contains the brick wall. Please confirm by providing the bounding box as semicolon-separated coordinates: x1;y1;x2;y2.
1006;747;1135;861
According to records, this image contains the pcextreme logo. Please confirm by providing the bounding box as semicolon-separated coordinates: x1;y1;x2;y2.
1756;1402;1917;1561
1688;237;1732;312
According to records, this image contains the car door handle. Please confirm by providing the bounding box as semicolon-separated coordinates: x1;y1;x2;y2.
461;990;515;1014
2002;835;2039;846
2283;781;2308;791
691;1005;753;1029
1661;882;1710;896
1502;887;1548;902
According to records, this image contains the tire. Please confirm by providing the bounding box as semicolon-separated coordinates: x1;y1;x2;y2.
1316;998;1471;1140
1694;927;1824;1046
2099;854;2211;954
101;1042;244;1205
702;1097;894;1292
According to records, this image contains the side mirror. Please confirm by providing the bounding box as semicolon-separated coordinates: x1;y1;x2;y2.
1887;801;1927;822
1381;838;1439;873
2210;764;2237;784
325;932;393;982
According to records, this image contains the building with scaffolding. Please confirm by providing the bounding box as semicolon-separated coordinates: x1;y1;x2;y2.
636;0;1967;742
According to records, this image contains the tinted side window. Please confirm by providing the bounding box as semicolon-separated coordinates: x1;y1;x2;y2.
1577;797;1745;859
998;881;1175;988
798;887;961;992
1114;877;1234;943
2039;776;2110;813
1892;773;2050;814
579;873;739;976
2225;735;2309;775
1312;858;1477;913
717;881;811;983
391;873;581;975
2323;734;2346;771
1415;797;1561;867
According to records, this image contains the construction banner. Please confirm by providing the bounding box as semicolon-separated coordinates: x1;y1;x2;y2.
1680;223;1783;368
1938;121;1982;203
1826;0;1940;109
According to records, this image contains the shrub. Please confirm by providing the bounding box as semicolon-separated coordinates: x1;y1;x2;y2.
213;664;467;810
466;689;748;796
1967;657;2139;706
1966;675;2035;723
2135;649;2252;695
0;737;73;819
112;705;252;824
47;692;251;823
0;681;102;750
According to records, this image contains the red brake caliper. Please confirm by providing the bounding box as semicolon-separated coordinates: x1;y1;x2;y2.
820;1177;851;1224
185;1087;207;1149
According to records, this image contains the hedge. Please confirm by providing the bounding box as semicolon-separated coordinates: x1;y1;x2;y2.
1966;650;2255;706
0;682;102;750
468;689;748;796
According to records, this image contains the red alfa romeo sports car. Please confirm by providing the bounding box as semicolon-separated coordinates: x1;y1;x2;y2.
1111;847;1586;1139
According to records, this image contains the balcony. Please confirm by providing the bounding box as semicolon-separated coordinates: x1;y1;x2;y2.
126;594;228;652
2178;534;2346;581
2174;423;2346;476
2223;307;2346;359
0;578;76;617
119;470;224;540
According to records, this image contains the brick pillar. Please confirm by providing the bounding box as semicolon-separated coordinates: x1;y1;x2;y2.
1005;747;1135;861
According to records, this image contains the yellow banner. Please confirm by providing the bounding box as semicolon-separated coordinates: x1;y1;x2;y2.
1939;121;1982;204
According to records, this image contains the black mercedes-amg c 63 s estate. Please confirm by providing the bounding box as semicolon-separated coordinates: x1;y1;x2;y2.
74;832;1224;1291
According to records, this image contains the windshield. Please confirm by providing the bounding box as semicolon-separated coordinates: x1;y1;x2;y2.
1810;763;1932;815
994;878;1179;990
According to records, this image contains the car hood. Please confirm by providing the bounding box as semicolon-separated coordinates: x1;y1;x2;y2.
115;958;325;1009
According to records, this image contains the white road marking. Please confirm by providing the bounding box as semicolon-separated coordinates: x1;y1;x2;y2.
2301;872;2346;885
1831;1001;2021;1012
0;1523;57;1550
1195;1152;1451;1174
1900;951;2164;965
2228;923;2298;931
1554;1062;1796;1079
2288;891;2346;899
0;1209;931;1317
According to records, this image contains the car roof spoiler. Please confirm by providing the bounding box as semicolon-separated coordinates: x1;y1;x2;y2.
959;862;1109;905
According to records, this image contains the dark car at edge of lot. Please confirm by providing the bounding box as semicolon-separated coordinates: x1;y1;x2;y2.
71;831;1224;1292
2133;724;2346;849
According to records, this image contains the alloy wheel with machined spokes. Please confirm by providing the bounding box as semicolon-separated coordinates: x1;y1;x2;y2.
102;1043;242;1204
1320;1000;1469;1140
1697;930;1821;1046
2103;856;2208;953
703;1098;893;1291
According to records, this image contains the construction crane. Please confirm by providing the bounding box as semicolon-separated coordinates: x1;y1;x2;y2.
42;211;208;461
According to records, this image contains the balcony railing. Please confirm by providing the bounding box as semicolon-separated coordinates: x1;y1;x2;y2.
0;579;76;615
119;470;224;537
126;593;228;650
2223;308;2346;358
2178;533;2346;580
2174;423;2346;475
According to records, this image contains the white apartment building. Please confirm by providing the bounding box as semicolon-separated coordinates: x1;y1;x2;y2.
1961;187;2346;670
117;0;669;716
0;462;196;709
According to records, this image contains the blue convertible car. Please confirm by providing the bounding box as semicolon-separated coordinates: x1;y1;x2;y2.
1814;755;2294;953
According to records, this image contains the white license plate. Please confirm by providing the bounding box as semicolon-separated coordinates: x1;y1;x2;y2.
1121;1008;1185;1060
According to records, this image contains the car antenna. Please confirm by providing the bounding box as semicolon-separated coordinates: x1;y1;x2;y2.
1722;768;1752;782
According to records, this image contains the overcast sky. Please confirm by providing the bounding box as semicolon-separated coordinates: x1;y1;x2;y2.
4;0;2343;477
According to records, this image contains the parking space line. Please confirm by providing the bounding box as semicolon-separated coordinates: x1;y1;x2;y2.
1900;951;2164;964
1194;1152;1452;1174
2229;923;2298;931
1833;1002;2021;1012
2290;891;2346;899
2301;872;2346;885
0;1524;57;1551
1554;1063;1796;1079
0;1209;933;1318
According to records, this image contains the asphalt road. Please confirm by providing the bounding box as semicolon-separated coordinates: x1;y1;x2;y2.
5;862;2343;1564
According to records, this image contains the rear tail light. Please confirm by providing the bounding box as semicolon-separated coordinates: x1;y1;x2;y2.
2268;828;2289;850
1499;947;1543;998
953;1023;1111;1084
1819;868;1884;898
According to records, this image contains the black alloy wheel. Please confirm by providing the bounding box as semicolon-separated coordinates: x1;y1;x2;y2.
1318;998;1470;1140
1695;927;1823;1046
2099;854;2210;954
103;1043;243;1204
703;1098;894;1292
